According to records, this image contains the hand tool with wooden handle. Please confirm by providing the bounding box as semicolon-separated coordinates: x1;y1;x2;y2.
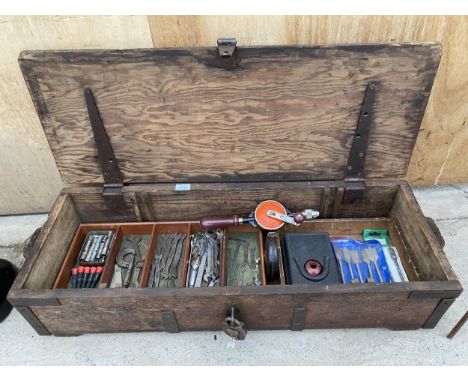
200;200;319;230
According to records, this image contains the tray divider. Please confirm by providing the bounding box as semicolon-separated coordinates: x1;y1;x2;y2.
219;228;228;286
99;226;124;287
257;230;267;286
276;232;287;286
139;224;158;288
179;223;192;288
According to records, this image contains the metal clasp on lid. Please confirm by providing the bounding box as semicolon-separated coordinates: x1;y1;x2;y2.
217;38;237;69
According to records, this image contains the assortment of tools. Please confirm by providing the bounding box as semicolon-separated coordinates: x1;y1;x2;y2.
226;232;262;286
187;231;222;287
149;233;186;288
283;232;342;284
332;239;391;284
110;235;149;288
78;230;114;264
64;203;411;290
66;230;114;289
69;266;103;288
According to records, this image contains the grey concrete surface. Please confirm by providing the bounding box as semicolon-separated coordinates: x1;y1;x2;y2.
0;186;467;365
0;214;47;269
0;214;48;247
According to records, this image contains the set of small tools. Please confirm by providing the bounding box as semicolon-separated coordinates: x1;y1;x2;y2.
149;233;185;288
79;230;114;264
111;236;148;288
226;233;262;286
70;266;103;288
333;243;389;284
186;231;222;287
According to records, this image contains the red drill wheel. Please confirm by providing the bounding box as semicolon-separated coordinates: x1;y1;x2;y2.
254;200;287;230
304;259;322;276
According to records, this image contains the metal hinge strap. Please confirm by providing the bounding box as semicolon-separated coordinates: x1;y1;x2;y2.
84;87;126;210
84;87;123;188
343;81;377;204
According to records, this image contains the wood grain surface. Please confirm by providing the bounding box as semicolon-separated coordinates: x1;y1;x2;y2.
0;16;154;214
23;194;81;289
9;280;460;335
21;44;440;184
149;15;468;186
30;291;439;334
1;16;465;214
64;180;401;225
390;184;458;281
11;194;75;290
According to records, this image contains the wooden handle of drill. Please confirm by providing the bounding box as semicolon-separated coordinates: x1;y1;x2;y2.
200;215;242;230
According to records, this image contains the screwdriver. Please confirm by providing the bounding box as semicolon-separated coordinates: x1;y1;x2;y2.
76;266;85;288
91;267;104;288
86;267;96;288
82;267;91;288
71;268;78;288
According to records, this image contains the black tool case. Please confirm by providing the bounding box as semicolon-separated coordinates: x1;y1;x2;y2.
283;233;342;284
8;39;462;337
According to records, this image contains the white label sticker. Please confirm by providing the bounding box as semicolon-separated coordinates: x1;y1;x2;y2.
175;183;191;191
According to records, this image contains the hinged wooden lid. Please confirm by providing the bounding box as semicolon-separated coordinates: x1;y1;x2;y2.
20;42;441;185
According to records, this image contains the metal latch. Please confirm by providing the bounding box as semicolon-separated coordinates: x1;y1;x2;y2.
343;177;367;204
342;81;377;204
217;38;237;69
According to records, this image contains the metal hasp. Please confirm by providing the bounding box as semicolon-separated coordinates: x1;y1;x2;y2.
343;81;377;204
217;38;237;69
84;87;125;210
223;304;247;340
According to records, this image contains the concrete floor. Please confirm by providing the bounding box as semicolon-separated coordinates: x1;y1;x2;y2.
0;185;466;365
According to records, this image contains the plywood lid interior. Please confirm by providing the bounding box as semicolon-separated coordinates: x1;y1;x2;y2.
20;43;441;184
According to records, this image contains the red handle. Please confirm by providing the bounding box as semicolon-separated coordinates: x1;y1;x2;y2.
200;215;241;230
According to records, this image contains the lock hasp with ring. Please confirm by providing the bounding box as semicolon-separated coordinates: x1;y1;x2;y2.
223;305;247;340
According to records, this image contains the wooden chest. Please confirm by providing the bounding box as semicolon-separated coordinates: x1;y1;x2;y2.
8;40;462;337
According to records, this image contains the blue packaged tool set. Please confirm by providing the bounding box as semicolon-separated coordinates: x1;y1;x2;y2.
332;239;391;284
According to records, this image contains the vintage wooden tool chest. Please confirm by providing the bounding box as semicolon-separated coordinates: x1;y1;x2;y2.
8;39;462;337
